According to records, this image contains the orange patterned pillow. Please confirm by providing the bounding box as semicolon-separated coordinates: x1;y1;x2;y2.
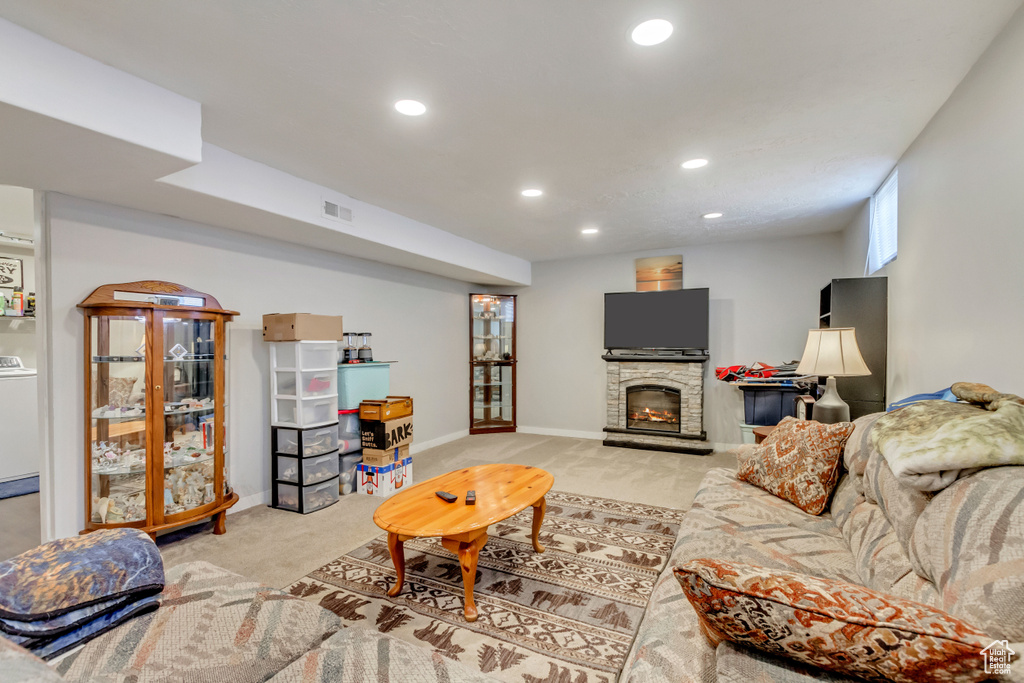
737;417;854;514
675;559;993;683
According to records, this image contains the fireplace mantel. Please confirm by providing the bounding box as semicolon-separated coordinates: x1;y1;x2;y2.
602;354;709;363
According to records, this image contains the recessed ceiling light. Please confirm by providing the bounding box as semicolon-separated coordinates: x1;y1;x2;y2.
631;19;674;46
394;99;426;116
521;188;543;197
681;158;709;169
703;212;723;219
581;227;599;235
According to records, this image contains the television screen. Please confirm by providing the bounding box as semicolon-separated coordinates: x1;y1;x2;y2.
604;288;709;350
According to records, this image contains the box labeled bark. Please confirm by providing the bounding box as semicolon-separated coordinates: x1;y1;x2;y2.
360;415;413;450
359;396;413;421
361;444;410;467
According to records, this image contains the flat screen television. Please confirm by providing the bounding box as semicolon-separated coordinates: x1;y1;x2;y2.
604;288;709;351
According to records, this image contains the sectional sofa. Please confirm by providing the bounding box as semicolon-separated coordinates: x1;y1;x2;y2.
4;412;1022;682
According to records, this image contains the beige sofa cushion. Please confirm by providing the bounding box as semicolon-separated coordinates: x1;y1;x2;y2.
54;561;341;683
909;465;1024;641
843;413;885;477
620;468;858;683
716;641;860;683
863;446;933;553
830;475;941;605
675;469;860;582
845;411;1024;642
0;636;63;683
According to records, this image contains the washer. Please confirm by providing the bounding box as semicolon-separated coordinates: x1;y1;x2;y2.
0;356;39;483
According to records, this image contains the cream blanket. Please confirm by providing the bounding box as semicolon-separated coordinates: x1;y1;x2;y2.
870;383;1024;491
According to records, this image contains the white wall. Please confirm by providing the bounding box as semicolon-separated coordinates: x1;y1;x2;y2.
841;5;1024;400
0;243;36;367
514;233;845;446
43;193;471;539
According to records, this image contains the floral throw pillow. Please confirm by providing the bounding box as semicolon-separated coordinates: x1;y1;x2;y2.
737;416;854;514
674;559;992;683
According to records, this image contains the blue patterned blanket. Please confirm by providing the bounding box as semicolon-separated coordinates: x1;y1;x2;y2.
0;528;164;658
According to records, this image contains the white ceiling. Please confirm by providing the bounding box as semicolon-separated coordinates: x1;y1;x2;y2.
0;1;1020;263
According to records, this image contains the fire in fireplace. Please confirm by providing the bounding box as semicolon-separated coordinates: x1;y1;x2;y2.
626;385;681;433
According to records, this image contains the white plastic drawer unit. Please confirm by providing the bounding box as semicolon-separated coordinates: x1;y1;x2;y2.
337;409;360;438
270;341;339;371
275;477;340;513
275;425;339;457
273;368;338;399
275;453;339;486
273;395;339;428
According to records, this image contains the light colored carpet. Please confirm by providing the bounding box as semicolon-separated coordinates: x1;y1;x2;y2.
286;490;687;683
0;492;41;561
157;433;737;588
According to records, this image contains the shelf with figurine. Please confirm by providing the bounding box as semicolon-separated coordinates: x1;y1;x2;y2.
80;281;239;537
91;398;216;420
469;294;517;434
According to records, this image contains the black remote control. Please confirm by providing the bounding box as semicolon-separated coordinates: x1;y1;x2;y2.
465;490;476;505
435;491;457;503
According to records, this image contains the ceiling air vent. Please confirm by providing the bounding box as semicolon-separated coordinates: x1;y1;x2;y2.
322;199;353;223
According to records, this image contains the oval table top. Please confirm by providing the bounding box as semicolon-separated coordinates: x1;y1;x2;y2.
373;464;554;538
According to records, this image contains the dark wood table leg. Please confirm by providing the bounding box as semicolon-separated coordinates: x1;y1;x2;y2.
442;530;488;622
531;495;546;553
386;532;406;597
213;510;227;535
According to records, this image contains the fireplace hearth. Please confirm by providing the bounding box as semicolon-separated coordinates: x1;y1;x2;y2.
603;354;711;455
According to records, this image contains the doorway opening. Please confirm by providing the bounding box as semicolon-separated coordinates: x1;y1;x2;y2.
0;185;41;560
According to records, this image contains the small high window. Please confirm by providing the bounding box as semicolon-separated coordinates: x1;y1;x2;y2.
867;168;898;274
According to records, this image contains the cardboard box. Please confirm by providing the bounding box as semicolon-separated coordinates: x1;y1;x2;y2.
362;445;410;467
359;396;413;422
263;313;344;342
360;414;413;450
357;457;413;497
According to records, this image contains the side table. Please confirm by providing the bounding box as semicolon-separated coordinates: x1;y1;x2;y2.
753;425;775;444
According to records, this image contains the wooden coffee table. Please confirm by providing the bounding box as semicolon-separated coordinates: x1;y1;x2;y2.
373;464;554;622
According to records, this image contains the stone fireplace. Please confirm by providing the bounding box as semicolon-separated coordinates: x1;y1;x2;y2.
604;356;711;454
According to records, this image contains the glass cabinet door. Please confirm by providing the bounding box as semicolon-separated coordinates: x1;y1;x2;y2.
470;293;516;433
472;362;514;429
89;314;149;525
160;314;219;519
471;294;515;361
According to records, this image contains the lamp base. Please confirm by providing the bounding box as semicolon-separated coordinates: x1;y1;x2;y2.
813;377;850;424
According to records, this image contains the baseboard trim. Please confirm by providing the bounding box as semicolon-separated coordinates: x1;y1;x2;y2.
518;426;605;440
410;429;470;454
230;490;270;514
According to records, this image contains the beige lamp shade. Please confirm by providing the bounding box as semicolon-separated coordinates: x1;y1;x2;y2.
796;328;871;377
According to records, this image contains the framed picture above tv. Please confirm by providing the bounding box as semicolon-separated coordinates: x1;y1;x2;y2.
635;255;682;292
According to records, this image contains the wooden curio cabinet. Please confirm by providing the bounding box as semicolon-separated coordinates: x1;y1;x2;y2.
470;294;516;434
79;281;239;537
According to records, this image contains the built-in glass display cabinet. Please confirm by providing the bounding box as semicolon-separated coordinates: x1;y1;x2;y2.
80;281;238;536
470;294;516;434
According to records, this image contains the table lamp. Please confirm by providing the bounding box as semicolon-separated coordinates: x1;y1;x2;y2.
796;328;871;423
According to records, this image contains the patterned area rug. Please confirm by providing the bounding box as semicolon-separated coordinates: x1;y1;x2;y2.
285;490;686;683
